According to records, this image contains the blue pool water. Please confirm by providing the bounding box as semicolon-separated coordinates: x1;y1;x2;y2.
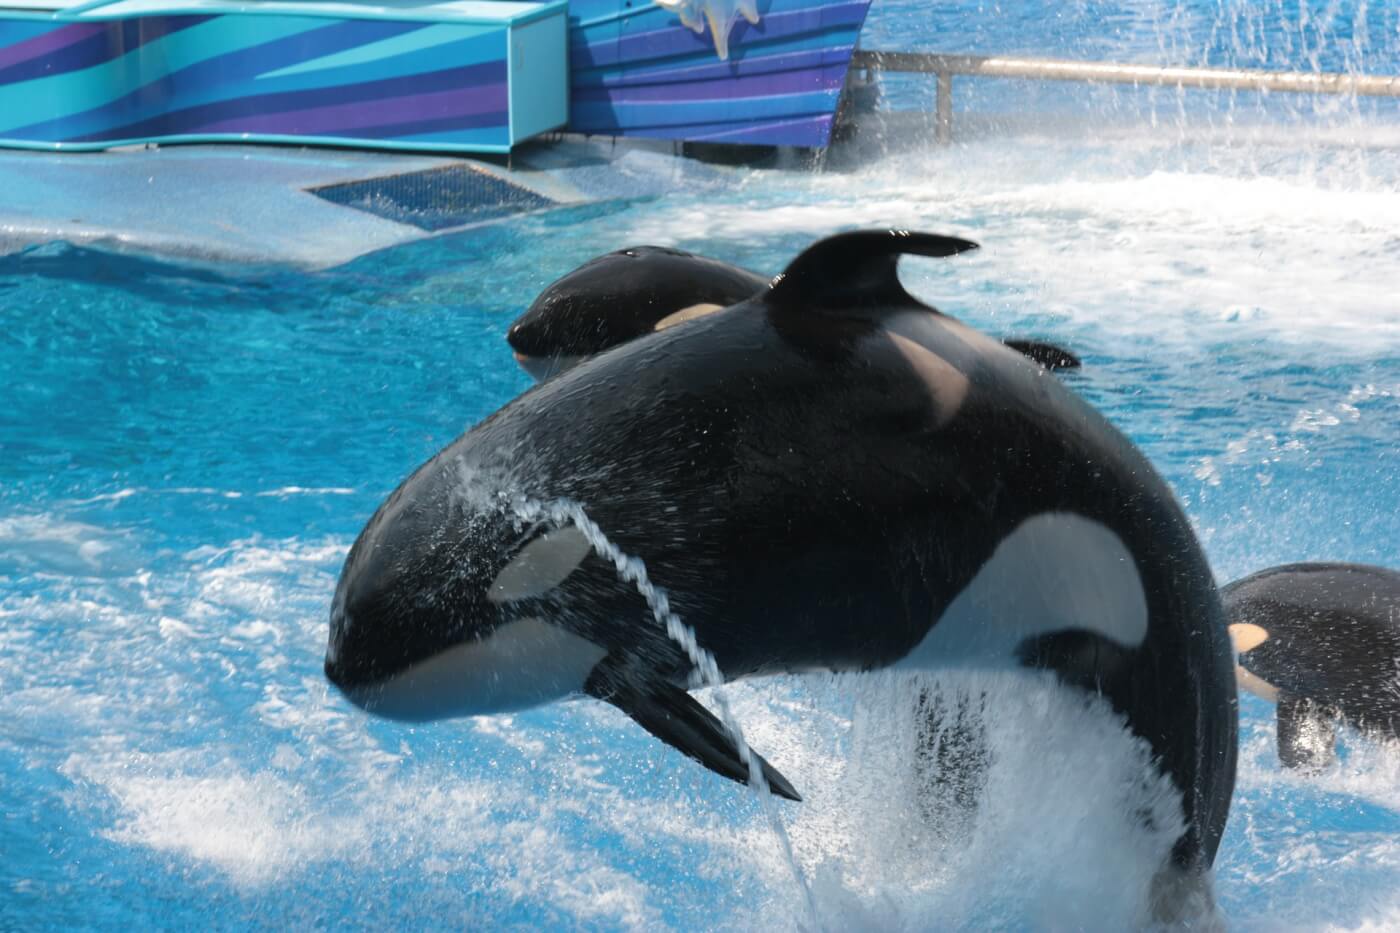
866;0;1400;123
4;4;1400;930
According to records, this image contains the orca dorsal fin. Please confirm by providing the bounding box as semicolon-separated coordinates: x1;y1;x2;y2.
767;230;979;310
1002;339;1082;370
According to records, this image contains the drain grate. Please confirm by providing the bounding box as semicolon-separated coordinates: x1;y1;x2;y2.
309;164;556;232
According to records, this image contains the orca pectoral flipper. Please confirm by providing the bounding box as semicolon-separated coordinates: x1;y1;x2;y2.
585;661;802;801
1277;695;1338;771
1001;339;1082;371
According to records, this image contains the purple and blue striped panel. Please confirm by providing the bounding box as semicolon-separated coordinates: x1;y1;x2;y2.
0;13;513;150
566;0;872;147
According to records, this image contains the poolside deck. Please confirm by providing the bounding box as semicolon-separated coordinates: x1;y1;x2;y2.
0;136;738;267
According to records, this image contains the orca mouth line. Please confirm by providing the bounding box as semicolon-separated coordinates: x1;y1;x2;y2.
324;659;376;703
324;656;408;710
324;673;427;722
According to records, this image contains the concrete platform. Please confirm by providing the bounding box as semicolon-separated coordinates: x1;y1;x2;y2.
0;146;464;267
0;136;732;268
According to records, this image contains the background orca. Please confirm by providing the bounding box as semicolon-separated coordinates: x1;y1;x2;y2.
1225;562;1400;770
507;243;1081;380
506;245;767;380
327;230;1235;905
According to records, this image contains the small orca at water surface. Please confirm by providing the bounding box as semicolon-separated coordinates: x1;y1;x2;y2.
506;245;768;380
506;243;1081;380
326;229;1235;907
1226;562;1400;771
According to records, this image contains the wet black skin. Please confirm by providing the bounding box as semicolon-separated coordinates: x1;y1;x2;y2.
1226;562;1400;767
506;246;768;360
327;230;1236;877
507;245;1080;378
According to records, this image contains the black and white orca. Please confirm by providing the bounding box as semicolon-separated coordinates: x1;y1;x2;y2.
1226;562;1400;770
327;230;1236;899
506;245;767;380
507;243;1081;380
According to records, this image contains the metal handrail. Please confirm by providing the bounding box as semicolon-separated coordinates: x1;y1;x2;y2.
851;50;1400;143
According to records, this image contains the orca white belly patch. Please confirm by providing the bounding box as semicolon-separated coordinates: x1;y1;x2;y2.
369;617;606;719
899;511;1149;669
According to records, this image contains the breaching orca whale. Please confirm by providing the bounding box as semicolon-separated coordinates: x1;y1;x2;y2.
327;230;1236;896
507;243;1081;380
1226;562;1400;770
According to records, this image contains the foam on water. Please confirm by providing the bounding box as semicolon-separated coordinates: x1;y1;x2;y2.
622;135;1400;354
0;514;130;576
1216;697;1400;930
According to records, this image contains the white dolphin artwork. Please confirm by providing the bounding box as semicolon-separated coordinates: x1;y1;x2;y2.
655;0;760;59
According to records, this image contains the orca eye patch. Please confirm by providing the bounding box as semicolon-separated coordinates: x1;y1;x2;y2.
488;524;594;603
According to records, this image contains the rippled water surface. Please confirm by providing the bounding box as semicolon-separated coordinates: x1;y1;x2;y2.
4;2;1400;929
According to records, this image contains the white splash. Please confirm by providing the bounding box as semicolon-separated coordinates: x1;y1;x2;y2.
0;514;130;576
621;136;1400;354
728;670;1193;929
1219;701;1400;929
64;750;664;928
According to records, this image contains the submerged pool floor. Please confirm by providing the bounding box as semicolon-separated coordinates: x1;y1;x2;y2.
2;120;1398;929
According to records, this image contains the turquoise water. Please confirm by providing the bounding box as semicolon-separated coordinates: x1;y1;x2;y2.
5;4;1400;930
865;0;1400;122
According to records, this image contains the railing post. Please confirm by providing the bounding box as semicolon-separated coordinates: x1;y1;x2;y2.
936;71;953;144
